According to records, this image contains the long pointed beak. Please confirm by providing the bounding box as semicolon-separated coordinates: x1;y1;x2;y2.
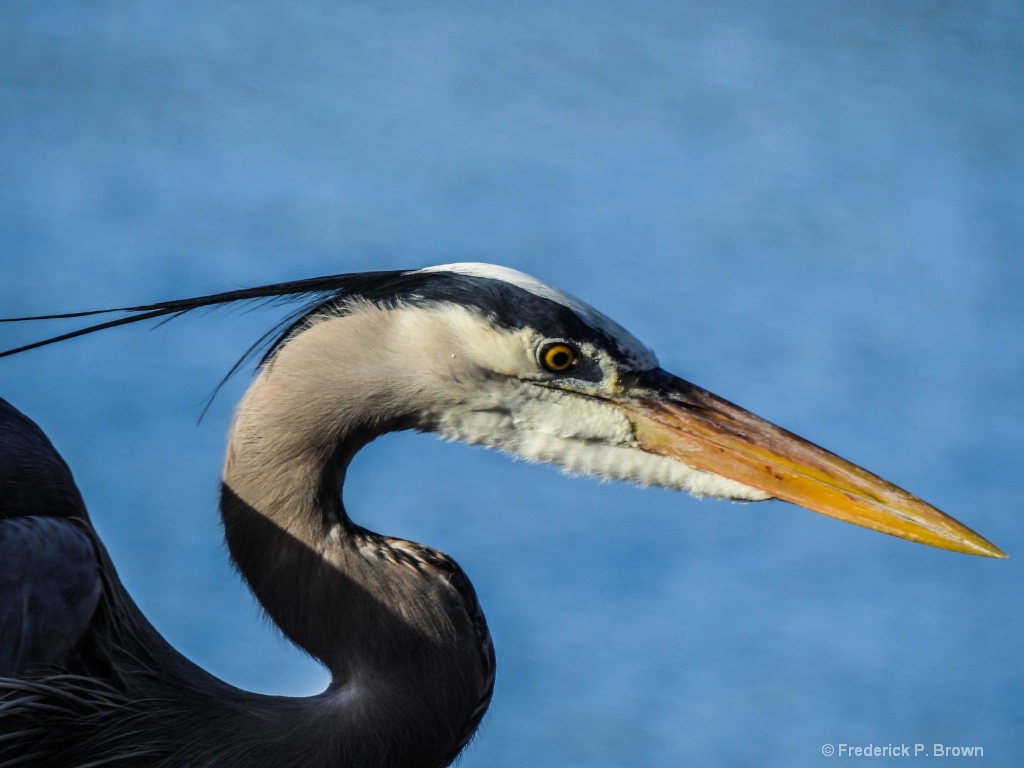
616;369;1006;558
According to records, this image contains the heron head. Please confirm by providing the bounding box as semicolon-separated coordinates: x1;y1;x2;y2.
270;263;1002;558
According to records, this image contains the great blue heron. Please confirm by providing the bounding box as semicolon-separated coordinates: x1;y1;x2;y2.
0;263;1005;767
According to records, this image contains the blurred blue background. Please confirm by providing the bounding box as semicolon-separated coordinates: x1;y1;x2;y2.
1;2;1022;765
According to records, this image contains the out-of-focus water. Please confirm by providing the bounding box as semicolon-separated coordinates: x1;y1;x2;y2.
2;3;1022;765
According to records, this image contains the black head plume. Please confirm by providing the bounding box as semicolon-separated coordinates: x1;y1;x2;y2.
0;271;413;413
0;271;410;360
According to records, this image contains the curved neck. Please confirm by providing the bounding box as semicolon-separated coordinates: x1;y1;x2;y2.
218;316;493;767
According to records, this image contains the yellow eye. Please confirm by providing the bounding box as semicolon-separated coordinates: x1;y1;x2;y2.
539;342;580;373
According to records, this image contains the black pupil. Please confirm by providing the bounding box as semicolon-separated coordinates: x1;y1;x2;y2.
549;349;571;369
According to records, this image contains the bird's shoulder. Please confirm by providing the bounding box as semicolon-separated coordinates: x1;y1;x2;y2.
0;515;102;675
0;397;101;675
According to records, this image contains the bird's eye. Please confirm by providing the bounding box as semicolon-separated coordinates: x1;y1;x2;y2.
539;342;580;373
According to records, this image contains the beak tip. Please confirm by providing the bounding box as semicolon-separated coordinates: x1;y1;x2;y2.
935;530;1007;559
978;543;1009;560
944;523;1008;559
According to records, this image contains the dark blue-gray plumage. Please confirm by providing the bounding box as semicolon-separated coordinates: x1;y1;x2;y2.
0;405;99;677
